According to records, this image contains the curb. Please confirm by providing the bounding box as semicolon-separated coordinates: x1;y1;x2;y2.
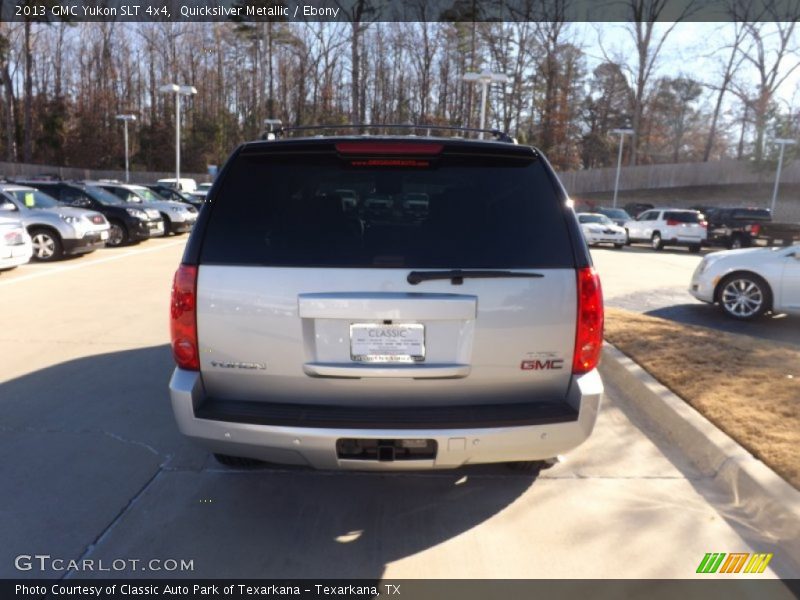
599;342;800;569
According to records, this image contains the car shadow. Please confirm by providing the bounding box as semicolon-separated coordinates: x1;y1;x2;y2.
621;244;716;257
645;303;800;348
0;345;539;579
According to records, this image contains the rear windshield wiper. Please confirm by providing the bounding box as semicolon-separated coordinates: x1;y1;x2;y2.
407;270;544;285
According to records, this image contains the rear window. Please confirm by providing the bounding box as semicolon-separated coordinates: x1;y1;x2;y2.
665;211;701;223
200;151;574;268
84;186;125;206
578;214;609;224
732;209;771;220
599;208;629;220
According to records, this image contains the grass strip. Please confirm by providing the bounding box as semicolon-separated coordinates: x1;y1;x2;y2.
605;307;800;489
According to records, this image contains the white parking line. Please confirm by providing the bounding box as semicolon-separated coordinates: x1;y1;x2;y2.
0;240;186;287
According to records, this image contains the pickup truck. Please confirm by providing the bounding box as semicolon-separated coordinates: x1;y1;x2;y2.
704;207;800;249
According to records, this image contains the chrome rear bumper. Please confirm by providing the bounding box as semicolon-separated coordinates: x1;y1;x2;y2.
169;368;603;470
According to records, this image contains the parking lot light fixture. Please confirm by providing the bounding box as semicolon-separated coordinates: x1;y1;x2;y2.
160;84;198;187
115;115;136;183
770;138;796;215
463;70;510;139
611;128;634;209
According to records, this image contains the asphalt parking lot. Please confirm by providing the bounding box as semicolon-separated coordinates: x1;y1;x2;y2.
0;238;796;580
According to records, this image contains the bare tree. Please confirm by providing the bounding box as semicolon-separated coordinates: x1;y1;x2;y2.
334;0;378;125
0;23;18;161
702;18;747;161
739;11;800;162
623;0;697;165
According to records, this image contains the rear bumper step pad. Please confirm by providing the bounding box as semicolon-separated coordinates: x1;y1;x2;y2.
195;398;578;430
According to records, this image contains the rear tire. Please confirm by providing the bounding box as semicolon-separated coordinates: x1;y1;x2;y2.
651;232;664;250
213;453;266;468
689;244;701;253
729;235;744;249
613;243;624;249
30;228;64;261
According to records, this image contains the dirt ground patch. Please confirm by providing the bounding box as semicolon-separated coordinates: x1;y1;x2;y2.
604;307;800;489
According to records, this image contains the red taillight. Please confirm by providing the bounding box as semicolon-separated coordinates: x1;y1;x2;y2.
700;220;708;228
750;224;761;236
335;142;444;155
573;267;604;375
3;228;23;245
170;264;199;371
666;219;680;226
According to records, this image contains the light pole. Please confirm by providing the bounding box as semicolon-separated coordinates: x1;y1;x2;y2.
462;70;510;139
770;138;796;215
611;128;634;208
159;84;197;187
115;115;136;182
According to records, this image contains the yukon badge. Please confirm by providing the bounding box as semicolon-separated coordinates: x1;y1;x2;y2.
210;360;266;370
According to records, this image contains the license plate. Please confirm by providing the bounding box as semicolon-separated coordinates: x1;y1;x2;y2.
774;239;784;245
350;323;425;363
100;231;109;240
152;222;164;232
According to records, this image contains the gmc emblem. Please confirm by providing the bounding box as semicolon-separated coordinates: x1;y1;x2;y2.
521;359;564;370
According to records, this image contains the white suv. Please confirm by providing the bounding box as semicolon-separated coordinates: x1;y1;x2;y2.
624;208;707;252
168;131;604;470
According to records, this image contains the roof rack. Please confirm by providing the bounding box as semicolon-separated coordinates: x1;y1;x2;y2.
262;123;516;144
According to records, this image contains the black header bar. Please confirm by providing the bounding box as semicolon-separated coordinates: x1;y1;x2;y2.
3;0;800;22
4;579;800;600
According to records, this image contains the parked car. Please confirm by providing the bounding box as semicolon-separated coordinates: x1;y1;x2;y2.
157;177;197;193
93;182;198;236
577;213;626;248
623;202;655;218
704;207;800;249
335;188;360;212
401;192;430;219
186;191;207;203
624;208;707;252
362;193;394;218
0;214;32;271
18;180;164;247
168;132;604;470
0;184;109;261
595;207;632;227
145;184;204;209
690;245;800;320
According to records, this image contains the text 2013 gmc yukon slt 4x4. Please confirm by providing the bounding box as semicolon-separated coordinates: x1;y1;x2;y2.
168;131;604;470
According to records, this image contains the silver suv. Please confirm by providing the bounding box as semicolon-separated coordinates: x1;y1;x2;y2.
0;184;110;261
169;132;604;470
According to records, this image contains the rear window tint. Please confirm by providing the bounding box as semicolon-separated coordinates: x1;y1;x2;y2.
665;211;700;223
732;209;771;220
200;152;574;269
